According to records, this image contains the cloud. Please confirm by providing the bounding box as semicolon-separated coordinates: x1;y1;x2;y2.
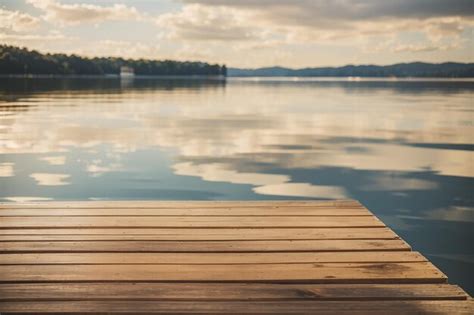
0;31;65;40
179;0;474;37
0;31;69;47
424;17;468;41
75;39;162;59
27;0;141;25
156;4;260;41
393;44;440;53
183;0;474;21
153;0;474;60
393;43;458;53
0;8;40;32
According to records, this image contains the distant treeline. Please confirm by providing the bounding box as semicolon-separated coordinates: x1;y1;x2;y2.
229;63;474;77
0;45;226;76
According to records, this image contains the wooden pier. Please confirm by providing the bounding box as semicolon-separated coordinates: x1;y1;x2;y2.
0;200;472;314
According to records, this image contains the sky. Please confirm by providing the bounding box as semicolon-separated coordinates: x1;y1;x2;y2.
0;0;473;68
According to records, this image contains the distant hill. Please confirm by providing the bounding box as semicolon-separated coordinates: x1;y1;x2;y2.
228;62;474;77
0;45;227;76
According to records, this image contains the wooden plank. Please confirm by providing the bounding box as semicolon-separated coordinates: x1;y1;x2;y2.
0;239;410;253
0;200;362;209
0;262;447;283
0;216;384;228
1;300;472;314
0;227;399;240
0;300;474;315
0;231;398;241
0;207;371;216
0;251;427;265
0;283;466;301
3;300;472;314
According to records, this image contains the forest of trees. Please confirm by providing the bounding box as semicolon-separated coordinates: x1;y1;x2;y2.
0;45;227;76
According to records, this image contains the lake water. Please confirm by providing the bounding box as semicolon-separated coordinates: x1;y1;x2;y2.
1;77;473;294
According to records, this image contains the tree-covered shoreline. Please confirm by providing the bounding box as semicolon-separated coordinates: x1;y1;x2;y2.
229;63;474;78
0;45;227;76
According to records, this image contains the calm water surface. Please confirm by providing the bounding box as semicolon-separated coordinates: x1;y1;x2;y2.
1;77;473;293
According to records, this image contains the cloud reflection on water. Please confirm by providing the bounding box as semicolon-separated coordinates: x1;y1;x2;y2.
30;173;70;186
0;162;14;177
0;77;472;197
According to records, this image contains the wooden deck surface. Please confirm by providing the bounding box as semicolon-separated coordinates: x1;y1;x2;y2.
0;200;472;314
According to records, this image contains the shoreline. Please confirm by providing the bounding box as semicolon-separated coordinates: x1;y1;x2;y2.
1;74;474;82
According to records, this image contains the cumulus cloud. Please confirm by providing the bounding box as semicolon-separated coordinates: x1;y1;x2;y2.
0;8;40;32
27;0;141;25
156;4;260;41
424;17;467;41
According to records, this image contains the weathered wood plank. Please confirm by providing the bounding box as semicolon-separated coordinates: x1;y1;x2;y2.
0;283;466;301
2;300;472;314
0;216;384;228
0;227;398;240
0;262;446;283
0;207;371;216
0;239;410;253
0;251;427;265
0;200;362;209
